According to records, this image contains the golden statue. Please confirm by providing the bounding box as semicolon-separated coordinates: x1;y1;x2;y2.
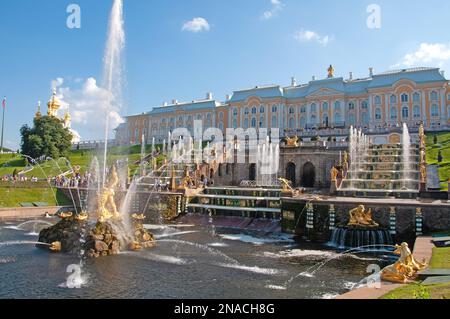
75;211;88;222
381;242;427;283
327;65;334;78
58;212;73;219
50;241;61;252
285;136;299;148
348;205;379;228
132;213;146;220
419;123;426;149
97;166;120;222
330;166;339;182
35;101;42;120
420;163;427;183
278;178;294;192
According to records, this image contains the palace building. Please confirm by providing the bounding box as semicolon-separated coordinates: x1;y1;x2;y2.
115;66;450;145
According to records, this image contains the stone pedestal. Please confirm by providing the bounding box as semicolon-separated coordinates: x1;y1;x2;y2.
419;182;427;193
329;181;337;195
281;191;293;198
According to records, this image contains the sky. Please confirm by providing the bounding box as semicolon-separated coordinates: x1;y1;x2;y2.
1;0;450;150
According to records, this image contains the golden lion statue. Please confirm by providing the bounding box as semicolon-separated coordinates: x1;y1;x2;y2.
348;205;379;228
381;242;427;283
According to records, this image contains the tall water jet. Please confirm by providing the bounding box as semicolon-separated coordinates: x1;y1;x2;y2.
102;0;126;186
402;123;412;189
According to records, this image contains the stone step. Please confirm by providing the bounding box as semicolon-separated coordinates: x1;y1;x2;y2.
418;269;450;280
421;275;450;286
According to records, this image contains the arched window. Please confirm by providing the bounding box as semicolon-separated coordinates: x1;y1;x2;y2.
251;117;256;127
413;105;421;118
375;108;382;120
300;117;306;128
431;104;439;117
233;108;238;116
390;95;397;104
349;113;356;125
348;102;355;110
289;106;295;114
289;118;295;129
219;112;224;120
233;119;237;128
251;107;257;114
362;112;369;125
300;105;306;113
323;102;329;111
390;106;397;119
260;105;265;113
431;91;438;101
310;103;317;113
259;116;265;127
272;105;277;113
218;122;223;130
402;106;409;119
374;95;381;105
361;100;368;109
244;107;249;115
401;93;409;103
311;115;317;124
334;101;341;110
334;112;341;123
271;115;277;127
413;92;421;103
244;118;249;129
323;114;329;125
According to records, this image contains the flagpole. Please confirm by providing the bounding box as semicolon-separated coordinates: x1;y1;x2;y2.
0;97;5;154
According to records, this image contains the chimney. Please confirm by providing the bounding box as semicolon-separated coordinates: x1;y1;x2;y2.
172;99;178;105
312;75;316;81
291;77;297;86
369;67;374;77
206;92;213;100
225;94;231;101
349;72;353;81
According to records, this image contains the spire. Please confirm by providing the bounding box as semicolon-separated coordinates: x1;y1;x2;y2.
327;65;334;78
35;101;42;119
47;88;61;117
63;105;71;128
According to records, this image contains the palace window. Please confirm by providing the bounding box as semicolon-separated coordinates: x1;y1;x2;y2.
430;91;438;101
272;105;278;113
233;119;238;128
289;106;295;114
390;95;397;104
311;115;317;124
218;122;223;130
271;115;277;127
260;105;265;113
375;108;382;120
252;107;257;114
289;118;295;129
334;112;341;123
413;92;421;103
300;105;306;113
259;115;265;127
374;95;381;105
300;117;306;128
390;106;397;120
323;114;329;126
244;118;249;129
197;115;202;120
334;101;341;110
413;106;421;119
402;106;409;119
401;93;409;103
431;104;439;117
244;107;249;115
251;117;257;127
362;112;369;125
310;103;317;113
348;102;355;110
349;113;356;125
233;108;238;116
219;112;224;120
361;100;368;109
323;102;329;111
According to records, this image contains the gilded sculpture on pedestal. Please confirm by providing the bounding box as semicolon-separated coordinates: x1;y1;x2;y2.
420;163;427;184
97;166;120;222
347;205;379;228
285;136;299;148
330;166;339;182
381;242;427;283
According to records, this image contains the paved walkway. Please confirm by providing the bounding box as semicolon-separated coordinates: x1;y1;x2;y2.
336;237;434;299
0;206;71;220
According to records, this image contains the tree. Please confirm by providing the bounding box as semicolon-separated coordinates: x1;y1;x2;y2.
20;116;72;159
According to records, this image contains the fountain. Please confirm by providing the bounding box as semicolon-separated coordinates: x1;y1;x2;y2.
339;125;420;198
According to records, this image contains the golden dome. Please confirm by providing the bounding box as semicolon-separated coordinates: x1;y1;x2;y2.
47;89;61;117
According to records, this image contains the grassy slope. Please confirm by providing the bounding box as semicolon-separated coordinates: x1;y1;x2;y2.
381;247;450;299
0;187;72;207
426;132;450;191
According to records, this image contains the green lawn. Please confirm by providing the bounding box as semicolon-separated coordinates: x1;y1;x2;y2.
381;246;450;299
426;132;450;191
0;187;72;208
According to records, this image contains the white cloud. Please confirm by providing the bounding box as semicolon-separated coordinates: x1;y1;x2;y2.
52;77;124;141
261;0;284;20
182;17;210;33
294;29;332;47
394;43;450;68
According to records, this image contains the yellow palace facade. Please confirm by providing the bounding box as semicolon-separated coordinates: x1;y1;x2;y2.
115;66;450;145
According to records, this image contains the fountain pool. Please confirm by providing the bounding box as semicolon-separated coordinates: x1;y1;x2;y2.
0;217;393;299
